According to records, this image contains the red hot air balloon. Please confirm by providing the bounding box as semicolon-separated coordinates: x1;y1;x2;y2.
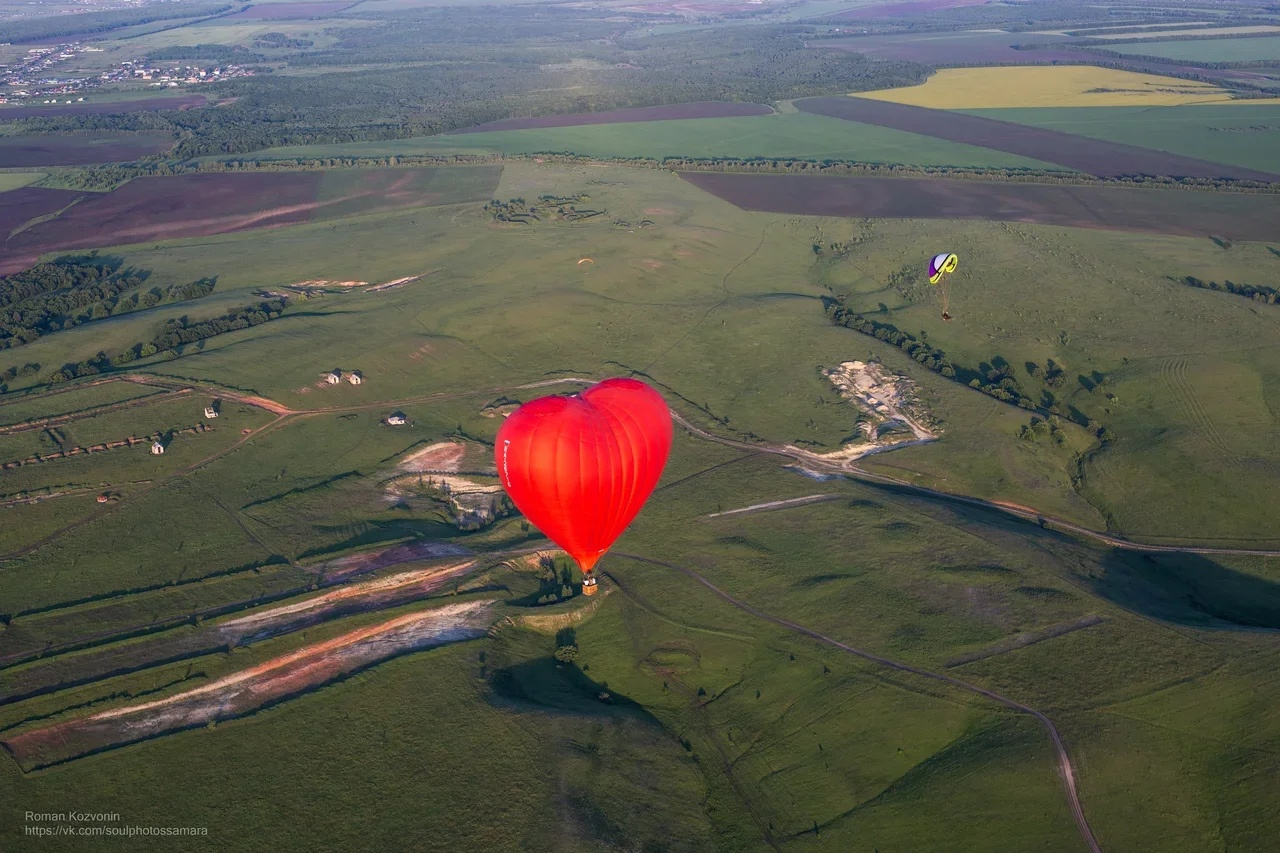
496;378;673;595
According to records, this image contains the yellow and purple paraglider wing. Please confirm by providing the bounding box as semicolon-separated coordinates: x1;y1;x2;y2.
928;252;958;285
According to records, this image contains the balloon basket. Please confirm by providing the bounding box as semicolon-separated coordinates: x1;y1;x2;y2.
581;576;598;597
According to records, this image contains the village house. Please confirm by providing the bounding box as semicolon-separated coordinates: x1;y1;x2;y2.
204;406;218;419
386;414;407;426
348;371;363;386
151;441;165;455
327;369;342;384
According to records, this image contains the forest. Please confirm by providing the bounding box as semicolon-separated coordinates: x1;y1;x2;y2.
1;24;927;159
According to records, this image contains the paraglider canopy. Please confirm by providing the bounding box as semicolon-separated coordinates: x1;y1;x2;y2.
927;252;958;285
926;252;960;320
495;378;672;592
577;258;594;266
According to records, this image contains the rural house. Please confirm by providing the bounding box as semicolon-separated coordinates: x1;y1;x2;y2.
151;441;165;455
386;414;407;426
204;406;218;419
348;371;363;385
327;369;342;384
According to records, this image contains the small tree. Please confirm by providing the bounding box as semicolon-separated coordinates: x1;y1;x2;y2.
554;645;578;663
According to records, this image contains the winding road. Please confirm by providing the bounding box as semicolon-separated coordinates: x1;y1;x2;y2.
7;370;1279;851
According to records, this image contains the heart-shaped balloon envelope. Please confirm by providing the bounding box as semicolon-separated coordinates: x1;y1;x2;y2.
496;378;673;573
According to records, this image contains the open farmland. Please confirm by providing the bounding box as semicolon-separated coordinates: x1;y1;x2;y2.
812;31;1092;65
0;159;1277;850
259;112;1063;170
1104;35;1280;62
960;103;1280;175
0;133;173;168
677;171;1280;240
0;187;86;273
225;1;360;18
796;96;1280;180
0;95;208;118
853;66;1278;108
448;101;773;133
810;31;1280;87
828;0;992;17
0;166;501;272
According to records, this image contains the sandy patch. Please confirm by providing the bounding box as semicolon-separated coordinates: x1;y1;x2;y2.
3;601;494;770
781;361;939;468
398;441;467;473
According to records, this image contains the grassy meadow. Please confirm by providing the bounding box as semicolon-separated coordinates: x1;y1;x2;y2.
242;113;1065;170
1;160;1278;850
855;66;1280;108
961;103;1280;174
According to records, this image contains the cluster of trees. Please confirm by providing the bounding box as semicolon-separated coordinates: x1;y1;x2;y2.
0;3;235;43
825;300;958;378
48;299;286;383
484;195;599;223
254;32;315;50
145;44;265;63
1019;416;1067;446
0;257;217;352
1027;359;1068;388
532;555;576;606
0;361;39;394
824;297;1055;414
1182;275;1279;304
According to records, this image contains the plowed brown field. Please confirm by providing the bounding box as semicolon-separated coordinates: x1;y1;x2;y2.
680;172;1280;240
795;97;1280;182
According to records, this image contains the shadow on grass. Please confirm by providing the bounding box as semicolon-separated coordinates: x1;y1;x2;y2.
1093;550;1280;630
488;656;639;717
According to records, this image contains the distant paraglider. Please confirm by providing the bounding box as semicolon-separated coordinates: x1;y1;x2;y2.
577;258;594;267
927;252;959;321
495;378;672;596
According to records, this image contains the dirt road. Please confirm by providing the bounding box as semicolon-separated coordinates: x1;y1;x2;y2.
616;553;1103;853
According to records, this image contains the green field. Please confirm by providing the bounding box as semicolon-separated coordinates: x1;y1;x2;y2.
1;160;1278;850
0;171;45;192
961;103;1280;174
243;113;1068;171
1105;35;1280;62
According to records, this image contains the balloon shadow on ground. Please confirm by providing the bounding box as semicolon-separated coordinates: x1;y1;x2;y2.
487;655;639;717
1091;550;1280;630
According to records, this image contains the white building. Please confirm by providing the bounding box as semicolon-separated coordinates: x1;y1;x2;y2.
204;406;218;419
327;370;342;384
151;441;165;455
386;415;407;426
348;372;363;385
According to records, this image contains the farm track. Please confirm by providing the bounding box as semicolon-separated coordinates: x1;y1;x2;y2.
8;372;1279;563
1160;357;1235;458
671;412;1280;557
615;552;1103;853
6;373;1277;844
0;388;186;434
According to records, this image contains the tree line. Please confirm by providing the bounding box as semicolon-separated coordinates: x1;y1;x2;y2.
1180;275;1279;304
44;149;1280;196
822;296;1111;443
0;256;217;354
48;299;288;384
